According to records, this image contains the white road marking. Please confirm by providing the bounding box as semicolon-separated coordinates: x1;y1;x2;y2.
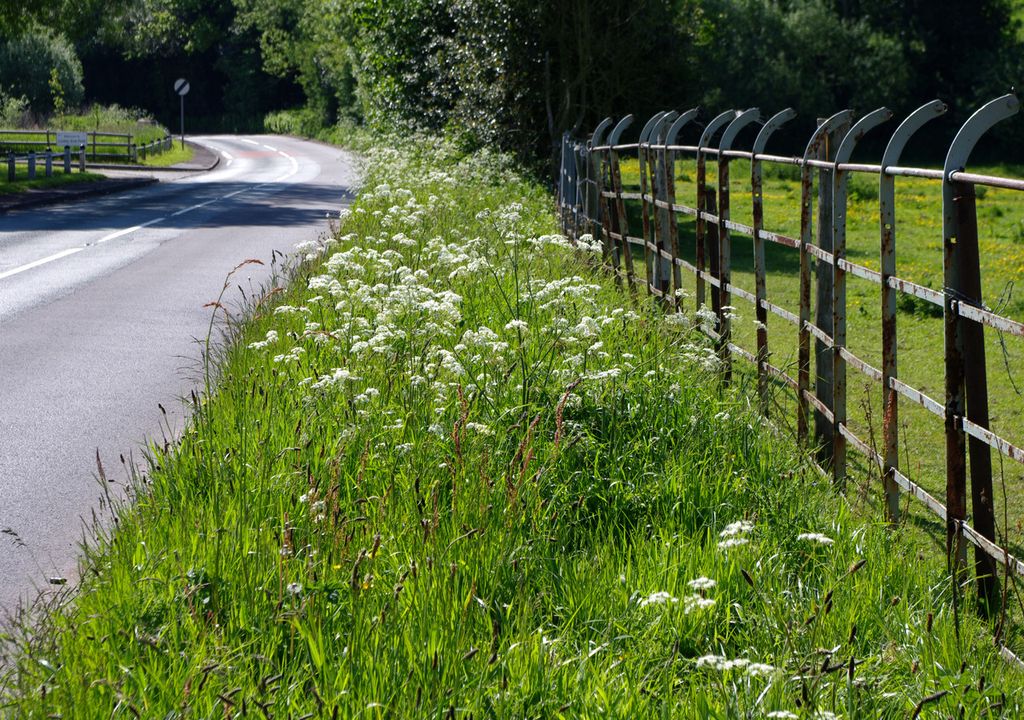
0;247;84;280
274;151;300;183
221;151;234;160
97;216;164;244
262;144;277;151
1;140;302;282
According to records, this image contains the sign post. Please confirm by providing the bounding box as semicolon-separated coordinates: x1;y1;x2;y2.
173;78;190;150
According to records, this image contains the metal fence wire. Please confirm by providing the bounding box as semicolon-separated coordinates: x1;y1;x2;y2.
557;95;1024;618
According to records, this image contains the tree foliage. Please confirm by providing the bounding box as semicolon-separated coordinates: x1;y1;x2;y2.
2;0;1022;164
0;28;84;116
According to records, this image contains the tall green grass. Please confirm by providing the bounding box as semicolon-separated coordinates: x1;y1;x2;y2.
1;139;1021;717
617;157;1024;557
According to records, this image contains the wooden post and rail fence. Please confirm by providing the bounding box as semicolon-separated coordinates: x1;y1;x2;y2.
558;95;1024;631
0;129;173;180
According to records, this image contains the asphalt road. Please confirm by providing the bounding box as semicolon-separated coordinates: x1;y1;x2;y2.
0;135;359;616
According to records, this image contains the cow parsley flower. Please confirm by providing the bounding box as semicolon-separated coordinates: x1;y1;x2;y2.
687;577;717;591
639;591;678;607
719;520;753;538
797;532;834;545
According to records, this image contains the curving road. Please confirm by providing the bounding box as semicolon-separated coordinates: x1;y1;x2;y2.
0;135;359;615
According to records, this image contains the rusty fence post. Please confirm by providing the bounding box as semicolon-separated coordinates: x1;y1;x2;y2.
639;112;666;296
663;110;699;306
653;113;678;297
646;112;674;297
831;108;893;489
591;118;613;263
751;109;796;414
717;109;762;384
800;111;853;447
558;133;568;234
953;181;999;609
941;94;1018;583
814;116;850;464
879;100;947;523
696;111;735;315
607;116;635;290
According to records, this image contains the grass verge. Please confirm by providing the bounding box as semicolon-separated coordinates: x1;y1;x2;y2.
1;139;1021;717
0;168;104;195
138;142;194;167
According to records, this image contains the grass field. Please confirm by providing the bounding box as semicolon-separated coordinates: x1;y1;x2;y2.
615;156;1024;558
2;138;1022;717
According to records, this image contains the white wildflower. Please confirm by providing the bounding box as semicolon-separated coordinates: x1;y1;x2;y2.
286;582;302;595
639;591;678;607
695;654;727;670
687;577;717;591
717;537;750;551
719;520;753;538
797;532;834;545
248;329;279;350
465;422;494;436
683;595;716;613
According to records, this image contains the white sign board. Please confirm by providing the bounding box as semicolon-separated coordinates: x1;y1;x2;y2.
56;131;87;148
174;78;190;96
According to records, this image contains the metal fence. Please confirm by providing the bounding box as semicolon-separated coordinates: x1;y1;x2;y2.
0;130;172;163
5;146;86;180
558;94;1024;616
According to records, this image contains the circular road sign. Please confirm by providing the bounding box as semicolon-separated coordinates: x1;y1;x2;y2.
174;78;190;96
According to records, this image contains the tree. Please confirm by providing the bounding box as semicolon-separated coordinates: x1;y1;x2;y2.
0;28;84;116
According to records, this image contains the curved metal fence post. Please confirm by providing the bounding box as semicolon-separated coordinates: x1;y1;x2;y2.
639;112;668;295
879;100;947;523
942;93;1019;585
716;108;762;383
751;108;796;414
558;133;569;232
664;109;700;304
607;115;635;289
799;110;853;447
591;117;613;263
696;110;737;316
652;112;678;297
832;107;893;490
